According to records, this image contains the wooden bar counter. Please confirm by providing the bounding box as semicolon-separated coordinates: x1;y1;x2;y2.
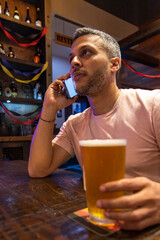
0;160;160;240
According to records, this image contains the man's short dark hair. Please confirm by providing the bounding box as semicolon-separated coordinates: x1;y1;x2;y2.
73;27;121;66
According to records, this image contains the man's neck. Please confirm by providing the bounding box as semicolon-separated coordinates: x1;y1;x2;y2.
88;84;121;116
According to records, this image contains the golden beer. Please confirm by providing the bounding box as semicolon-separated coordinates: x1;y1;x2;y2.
79;139;126;225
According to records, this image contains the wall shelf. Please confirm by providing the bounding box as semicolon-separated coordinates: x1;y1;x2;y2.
0;96;43;105
0;14;44;35
0;55;43;70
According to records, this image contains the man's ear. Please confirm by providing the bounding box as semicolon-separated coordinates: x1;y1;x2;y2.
110;57;120;72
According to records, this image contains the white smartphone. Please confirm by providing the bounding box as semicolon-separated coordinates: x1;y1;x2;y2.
63;78;77;98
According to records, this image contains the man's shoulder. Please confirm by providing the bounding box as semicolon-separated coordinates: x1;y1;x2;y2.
121;88;160;99
67;107;91;125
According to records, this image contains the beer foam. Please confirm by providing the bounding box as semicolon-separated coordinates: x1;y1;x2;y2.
79;139;126;147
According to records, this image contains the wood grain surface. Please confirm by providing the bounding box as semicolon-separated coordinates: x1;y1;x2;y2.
0;160;159;240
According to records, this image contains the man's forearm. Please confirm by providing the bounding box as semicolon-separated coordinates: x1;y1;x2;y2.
28;117;55;178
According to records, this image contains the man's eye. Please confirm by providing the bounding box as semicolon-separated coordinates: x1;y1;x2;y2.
82;49;90;55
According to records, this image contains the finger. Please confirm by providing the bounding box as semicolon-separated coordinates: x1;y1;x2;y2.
52;80;65;87
118;216;159;231
65;95;79;105
51;81;65;93
104;206;156;222
96;190;149;209
57;73;70;80
100;177;150;192
72;95;79;101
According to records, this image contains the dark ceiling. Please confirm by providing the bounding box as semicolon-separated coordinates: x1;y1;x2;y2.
85;0;160;26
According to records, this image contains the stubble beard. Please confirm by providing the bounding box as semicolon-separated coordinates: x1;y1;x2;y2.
76;63;108;97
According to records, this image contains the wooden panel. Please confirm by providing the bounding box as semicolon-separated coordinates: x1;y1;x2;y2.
0;141;31;160
120;33;160;89
0;135;32;142
119;19;160;50
44;0;52;87
135;34;160;58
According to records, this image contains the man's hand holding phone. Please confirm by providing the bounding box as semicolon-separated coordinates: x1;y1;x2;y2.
43;74;78;117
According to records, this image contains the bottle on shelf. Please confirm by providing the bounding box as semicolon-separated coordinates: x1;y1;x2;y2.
13;6;20;20
4;86;12;97
0;82;2;96
0;113;9;136
33;82;40;99
4;1;10;16
34;47;41;63
0;3;2;14
37;86;43;100
9;123;18;136
35;7;42;27
0;43;5;55
25;7;31;23
10;81;18;97
7;47;15;58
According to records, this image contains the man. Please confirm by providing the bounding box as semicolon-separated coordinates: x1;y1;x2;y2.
28;27;160;230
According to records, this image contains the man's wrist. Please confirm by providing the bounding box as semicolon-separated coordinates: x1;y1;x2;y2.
40;117;55;123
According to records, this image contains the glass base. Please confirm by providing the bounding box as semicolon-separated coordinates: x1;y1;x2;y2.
89;213;115;226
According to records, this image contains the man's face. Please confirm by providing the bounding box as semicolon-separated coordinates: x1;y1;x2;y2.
69;34;110;97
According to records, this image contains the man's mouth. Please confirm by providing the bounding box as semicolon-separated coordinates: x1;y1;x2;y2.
73;71;86;81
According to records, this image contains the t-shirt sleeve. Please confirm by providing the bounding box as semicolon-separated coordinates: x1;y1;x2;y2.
52;117;75;158
152;90;160;148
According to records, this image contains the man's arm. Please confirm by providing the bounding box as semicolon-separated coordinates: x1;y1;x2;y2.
28;122;71;178
28;74;78;178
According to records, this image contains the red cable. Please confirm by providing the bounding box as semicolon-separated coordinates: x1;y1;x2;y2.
0;101;41;125
0;21;47;47
122;58;160;78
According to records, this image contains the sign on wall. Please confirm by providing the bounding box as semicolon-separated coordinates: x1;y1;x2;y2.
55;32;73;47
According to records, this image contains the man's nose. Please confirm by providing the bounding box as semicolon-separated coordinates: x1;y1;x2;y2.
71;56;82;68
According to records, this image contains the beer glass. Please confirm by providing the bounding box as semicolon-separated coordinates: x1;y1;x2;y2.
79;139;126;225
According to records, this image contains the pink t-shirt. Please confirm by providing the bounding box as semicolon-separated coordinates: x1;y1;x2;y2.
53;89;160;182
